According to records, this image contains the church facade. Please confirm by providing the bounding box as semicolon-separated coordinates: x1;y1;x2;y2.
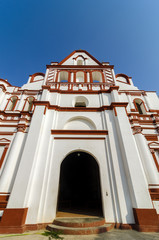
0;50;158;233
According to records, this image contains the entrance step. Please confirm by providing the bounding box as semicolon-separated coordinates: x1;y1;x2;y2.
47;217;114;235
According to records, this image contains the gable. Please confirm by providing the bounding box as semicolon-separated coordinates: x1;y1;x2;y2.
59;50;102;66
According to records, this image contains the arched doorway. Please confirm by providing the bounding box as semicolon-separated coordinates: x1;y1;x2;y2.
57;151;103;217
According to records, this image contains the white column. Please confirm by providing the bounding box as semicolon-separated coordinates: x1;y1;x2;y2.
134;130;159;184
111;89;120;102
7;105;45;208
87;72;90;82
41;89;49;101
16;94;26;111
70;72;74;82
114;107;153;209
112;69;117;84
127;95;134;110
0;88;5;107
104;111;135;224
0;129;26;192
43;68;49;85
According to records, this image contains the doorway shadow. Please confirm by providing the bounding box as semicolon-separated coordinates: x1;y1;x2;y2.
57;151;103;217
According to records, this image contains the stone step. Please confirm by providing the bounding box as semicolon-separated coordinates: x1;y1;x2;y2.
47;222;114;235
53;217;105;228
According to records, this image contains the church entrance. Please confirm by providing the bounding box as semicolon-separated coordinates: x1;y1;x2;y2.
57;151;103;217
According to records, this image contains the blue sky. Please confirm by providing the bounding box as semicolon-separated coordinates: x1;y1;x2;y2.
0;0;159;94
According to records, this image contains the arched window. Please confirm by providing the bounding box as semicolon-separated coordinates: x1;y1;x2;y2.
92;71;102;83
77;59;83;65
134;99;146;114
59;71;69;82
76;72;85;82
24;97;34;111
6;96;18;111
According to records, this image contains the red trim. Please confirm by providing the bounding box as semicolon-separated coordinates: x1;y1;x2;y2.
0;208;28;231
0;145;9;168
113;107;117;116
151;150;159;172
116;73;131;84
51;130;108;135
34;101;127;112
0;79;12;87
133;208;159;230
73;55;87;61
144;135;158;141
0;132;15;135
47;65;114;69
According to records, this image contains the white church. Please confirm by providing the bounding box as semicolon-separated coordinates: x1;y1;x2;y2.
0;50;158;234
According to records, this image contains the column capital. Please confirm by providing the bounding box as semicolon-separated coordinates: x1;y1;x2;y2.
17;124;27;133
133;126;143;135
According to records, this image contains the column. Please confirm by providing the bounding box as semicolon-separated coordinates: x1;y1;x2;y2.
7;105;45;208
114;106;153;209
0;126;27;192
133;127;159;184
127;94;134;110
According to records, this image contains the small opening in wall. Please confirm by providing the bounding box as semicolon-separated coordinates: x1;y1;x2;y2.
75;102;86;107
136;103;143;114
60;80;68;83
134;99;146;114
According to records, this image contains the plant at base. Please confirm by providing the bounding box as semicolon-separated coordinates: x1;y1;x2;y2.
42;230;64;239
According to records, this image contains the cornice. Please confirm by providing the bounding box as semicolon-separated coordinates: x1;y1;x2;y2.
46;65;114;69
34;101;128;112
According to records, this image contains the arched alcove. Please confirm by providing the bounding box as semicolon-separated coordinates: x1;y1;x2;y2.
77;59;84;65
57;151;103;216
73;96;89;107
63;117;96;130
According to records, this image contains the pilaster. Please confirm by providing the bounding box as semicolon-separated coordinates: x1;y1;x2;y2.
114;107;152;209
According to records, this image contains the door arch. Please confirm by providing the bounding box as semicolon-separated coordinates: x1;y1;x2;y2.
57;151;103;216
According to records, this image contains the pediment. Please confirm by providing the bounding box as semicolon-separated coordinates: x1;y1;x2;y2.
59;50;102;66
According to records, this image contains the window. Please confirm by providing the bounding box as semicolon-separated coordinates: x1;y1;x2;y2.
59;71;69;82
23;97;34;111
92;72;102;83
6;97;18;111
134;99;146;114
136;103;143;114
77;59;83;65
